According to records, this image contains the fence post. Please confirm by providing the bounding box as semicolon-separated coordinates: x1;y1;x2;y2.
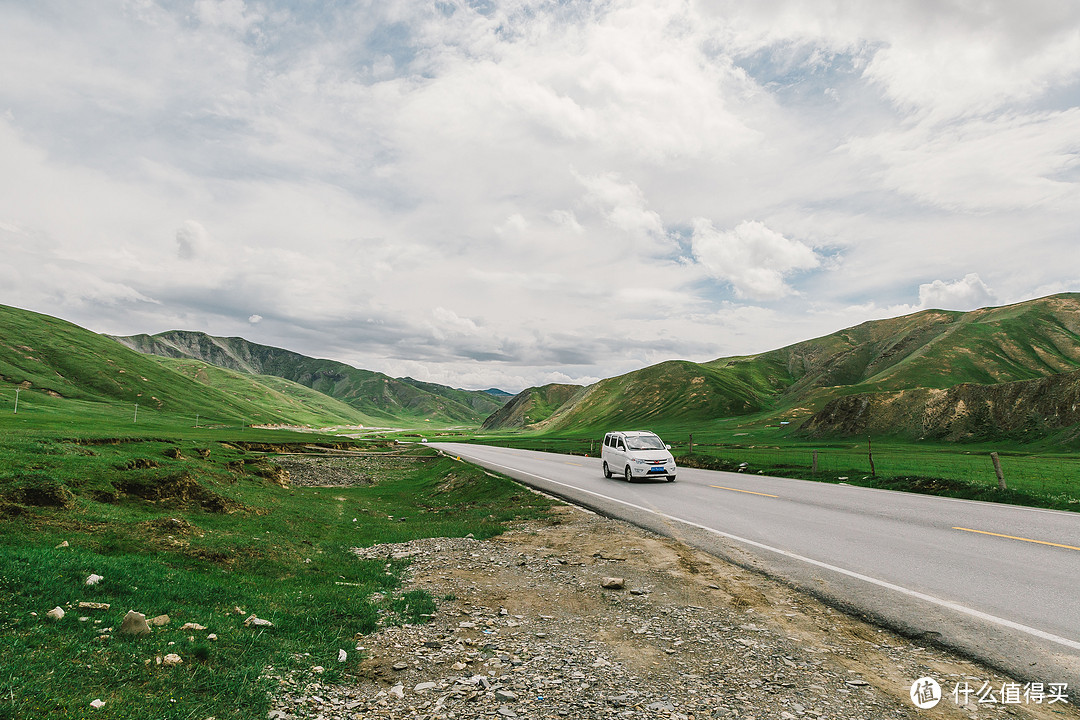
867;436;876;477
990;452;1007;490
689;433;693;456
812;450;818;475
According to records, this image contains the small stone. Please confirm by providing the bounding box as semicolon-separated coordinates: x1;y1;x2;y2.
46;606;65;621
845;679;869;687
389;684;405;699
600;577;625;590
85;574;104;586
148;614;170;627
56;541;69;549
780;713;797;720
415;682;438;692
90;699;105;709
312;665;325;673
119;611;151;636
78;602;110;611
496;689;518;701
179;622;206;631
163;653;183;667
243;614;273;628
451;661;467;671
498;707;518;718
207;634;218;641
393;662;409;671
338;649;347;663
647;701;676;712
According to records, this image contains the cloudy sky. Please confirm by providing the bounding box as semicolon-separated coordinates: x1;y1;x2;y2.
2;0;1079;392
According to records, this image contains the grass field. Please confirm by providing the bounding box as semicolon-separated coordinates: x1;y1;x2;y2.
0;419;552;720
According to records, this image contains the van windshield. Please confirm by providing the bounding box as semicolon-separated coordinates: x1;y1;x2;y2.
626;435;665;450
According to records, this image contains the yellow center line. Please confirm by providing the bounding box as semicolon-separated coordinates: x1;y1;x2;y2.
710;485;778;498
564;462;583;467
953;527;1080;552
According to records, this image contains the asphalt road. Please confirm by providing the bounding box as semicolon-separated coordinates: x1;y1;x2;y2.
431;441;1080;689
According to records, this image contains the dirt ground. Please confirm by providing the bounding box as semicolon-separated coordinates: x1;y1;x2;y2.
270;503;1079;720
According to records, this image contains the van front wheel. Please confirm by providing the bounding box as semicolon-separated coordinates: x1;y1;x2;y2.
603;462;612;479
624;466;634;483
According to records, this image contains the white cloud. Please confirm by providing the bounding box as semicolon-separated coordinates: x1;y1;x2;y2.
691;220;821;300
248;314;262;324
1;0;1079;391
917;273;996;311
176;221;211;260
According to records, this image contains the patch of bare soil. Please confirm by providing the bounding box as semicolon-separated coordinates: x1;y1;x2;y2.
269;505;1078;720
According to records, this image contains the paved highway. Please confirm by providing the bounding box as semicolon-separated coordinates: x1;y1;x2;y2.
432;441;1080;689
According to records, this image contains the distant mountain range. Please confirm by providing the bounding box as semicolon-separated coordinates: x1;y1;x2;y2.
0;304;508;428
6;293;1080;442
109;330;509;426
487;293;1080;443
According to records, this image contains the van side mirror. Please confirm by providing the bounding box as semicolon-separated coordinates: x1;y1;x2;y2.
665;444;671;450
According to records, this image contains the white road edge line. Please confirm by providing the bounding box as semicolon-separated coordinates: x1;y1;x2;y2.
462;450;1080;652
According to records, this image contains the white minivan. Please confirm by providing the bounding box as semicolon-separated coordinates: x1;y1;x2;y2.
601;431;677;482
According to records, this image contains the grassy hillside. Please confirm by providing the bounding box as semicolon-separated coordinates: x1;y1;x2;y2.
514;294;1080;440
150;357;378;428
113;331;507;426
538;360;785;434
0;305;388;430
481;383;582;430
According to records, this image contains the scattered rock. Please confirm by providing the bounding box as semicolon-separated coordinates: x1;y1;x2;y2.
338;649;347;663
414;682;437;692
163;653;183;667
46;607;65;621
56;540;69;549
78;602;110;611
148;614;170;627
207;634;218;641
119;611;151;636
243;614;273;628
179;622;206;631
600;577;625;589
89;699;105;709
85;574;104;586
388;684;404;699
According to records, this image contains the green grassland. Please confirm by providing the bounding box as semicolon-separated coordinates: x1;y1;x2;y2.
0;422;552;720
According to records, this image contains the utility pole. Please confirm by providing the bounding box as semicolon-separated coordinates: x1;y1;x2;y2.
13;388;20;414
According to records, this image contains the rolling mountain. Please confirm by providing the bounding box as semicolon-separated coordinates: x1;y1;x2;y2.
0;304;370;427
510;294;1080;440
111;330;508;425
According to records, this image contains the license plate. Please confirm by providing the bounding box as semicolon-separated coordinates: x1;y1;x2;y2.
649;466;666;473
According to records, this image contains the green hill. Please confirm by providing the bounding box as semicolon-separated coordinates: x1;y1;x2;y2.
481;383;582;430
149;356;377;427
111;330;507;425
0;304;366;427
517;294;1080;440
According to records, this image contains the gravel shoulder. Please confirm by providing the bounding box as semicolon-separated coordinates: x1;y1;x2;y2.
268;501;1078;720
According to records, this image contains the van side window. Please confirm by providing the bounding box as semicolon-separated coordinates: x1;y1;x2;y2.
605;436;612;447
616;439;625;450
